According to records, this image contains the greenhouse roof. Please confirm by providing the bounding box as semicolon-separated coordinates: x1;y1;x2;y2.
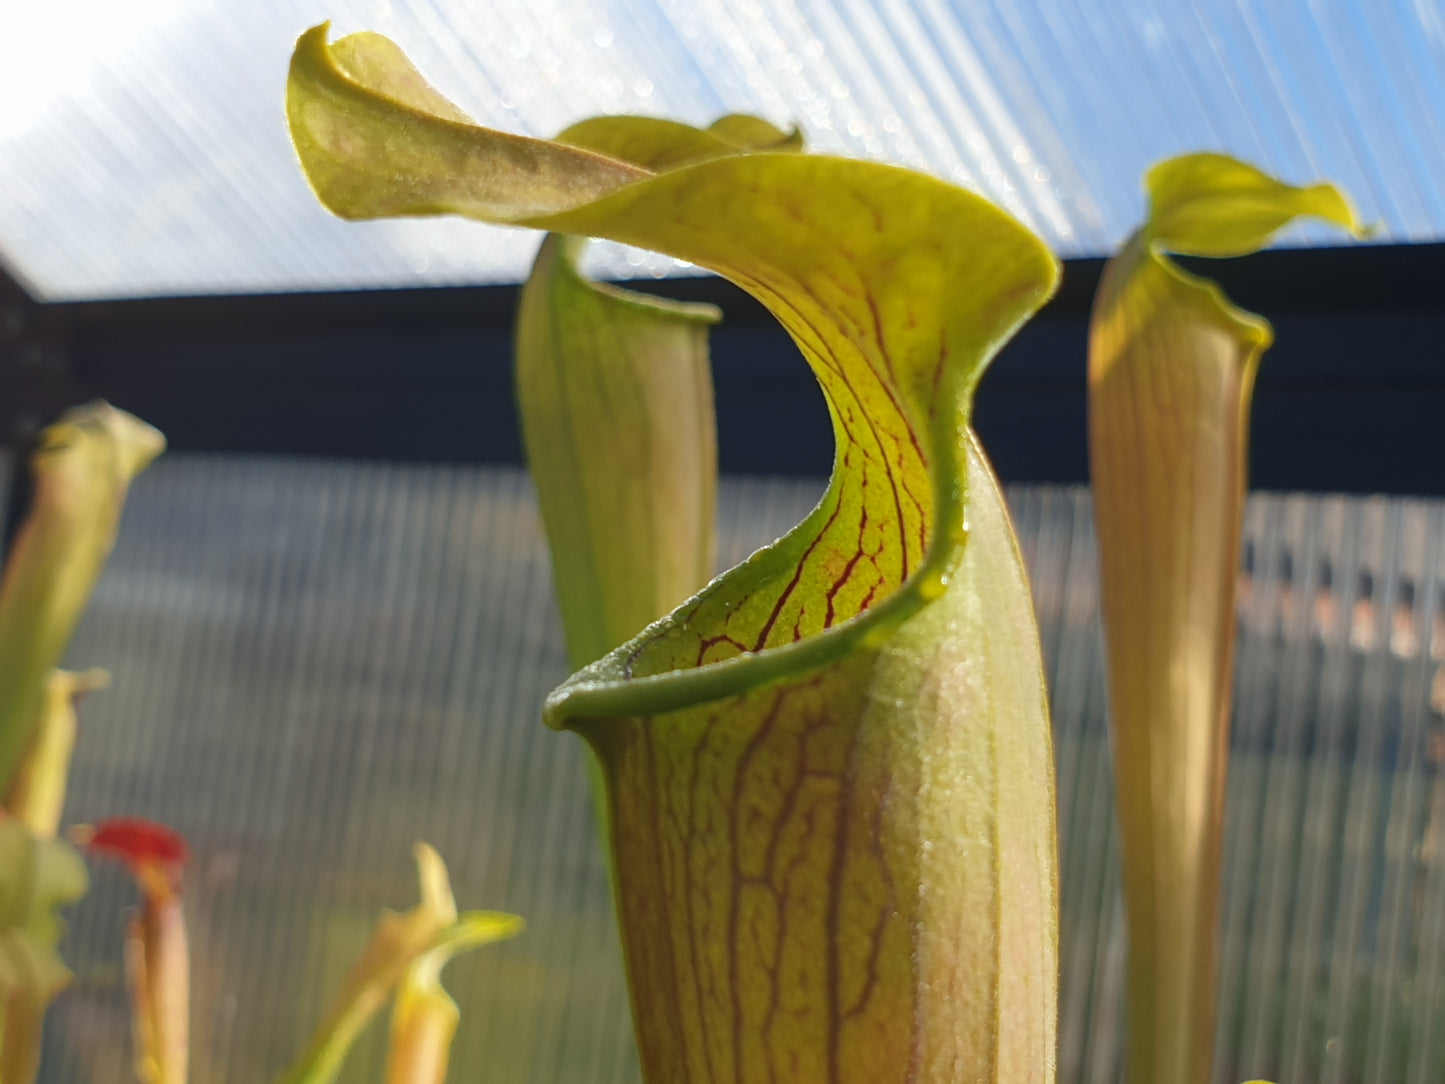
1;0;1440;300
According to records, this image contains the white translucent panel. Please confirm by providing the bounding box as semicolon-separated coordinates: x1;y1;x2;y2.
0;0;1441;299
40;456;1445;1081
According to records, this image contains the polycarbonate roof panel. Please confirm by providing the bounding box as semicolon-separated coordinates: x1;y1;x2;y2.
1;0;1442;300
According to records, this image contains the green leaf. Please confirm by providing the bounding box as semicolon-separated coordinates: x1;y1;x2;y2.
0;401;163;792
0;818;89;1084
1088;155;1363;1084
290;25;1060;1081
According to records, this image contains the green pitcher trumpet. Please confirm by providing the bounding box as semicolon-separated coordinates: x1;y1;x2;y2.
277;842;521;1084
0;401;161;1084
82;818;192;1084
290;24;1061;1081
517;232;721;670
0;401;164;792
384;907;525;1084
1088;152;1365;1084
0;817;88;1084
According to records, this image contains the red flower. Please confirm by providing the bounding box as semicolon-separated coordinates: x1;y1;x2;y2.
80;817;190;1082
82;817;188;900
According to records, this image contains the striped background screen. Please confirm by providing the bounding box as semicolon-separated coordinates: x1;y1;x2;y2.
34;456;1445;1084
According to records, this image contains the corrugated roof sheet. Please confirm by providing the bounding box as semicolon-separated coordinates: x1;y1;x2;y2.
1;0;1441;299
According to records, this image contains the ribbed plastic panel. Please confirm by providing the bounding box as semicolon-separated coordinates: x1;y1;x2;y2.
37;456;1445;1083
1018;487;1445;1084
3;1;1442;299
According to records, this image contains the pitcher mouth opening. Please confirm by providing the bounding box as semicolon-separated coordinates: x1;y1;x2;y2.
540;422;998;734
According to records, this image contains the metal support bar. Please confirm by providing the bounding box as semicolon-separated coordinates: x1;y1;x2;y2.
0;242;1439;495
